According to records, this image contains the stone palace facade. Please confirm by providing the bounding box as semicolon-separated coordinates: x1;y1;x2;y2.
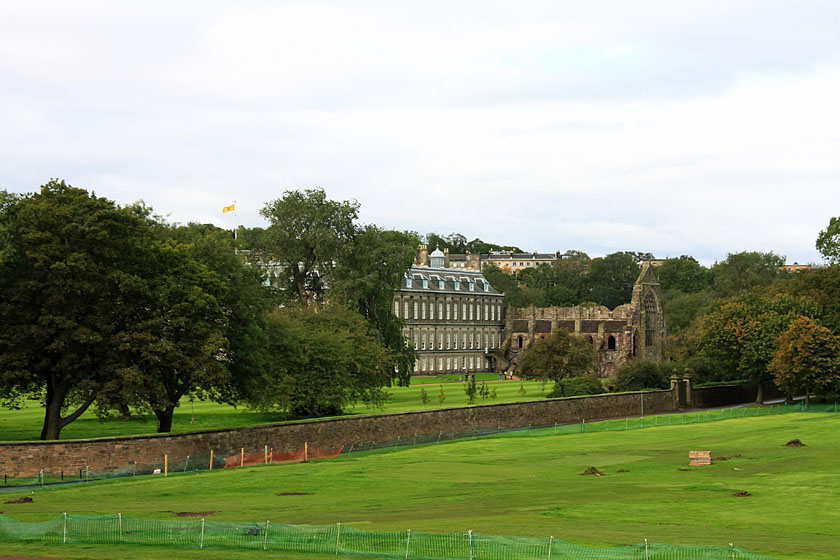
394;246;505;374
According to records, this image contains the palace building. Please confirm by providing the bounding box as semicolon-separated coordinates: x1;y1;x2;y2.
395;246;505;374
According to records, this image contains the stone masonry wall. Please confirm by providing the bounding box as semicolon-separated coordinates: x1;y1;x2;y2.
0;389;678;478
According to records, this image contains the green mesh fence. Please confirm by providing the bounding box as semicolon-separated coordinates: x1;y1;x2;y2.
0;513;776;559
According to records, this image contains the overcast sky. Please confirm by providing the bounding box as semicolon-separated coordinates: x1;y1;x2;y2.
2;1;839;265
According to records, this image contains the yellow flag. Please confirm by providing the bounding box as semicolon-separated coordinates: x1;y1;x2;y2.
223;203;236;213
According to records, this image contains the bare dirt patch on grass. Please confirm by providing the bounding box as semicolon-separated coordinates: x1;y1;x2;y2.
4;497;32;504
175;511;215;517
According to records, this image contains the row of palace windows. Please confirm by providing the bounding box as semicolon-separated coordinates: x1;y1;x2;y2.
406;276;490;292
411;329;499;351
395;298;502;322
414;354;489;373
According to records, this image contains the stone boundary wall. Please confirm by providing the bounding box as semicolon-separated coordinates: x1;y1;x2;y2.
690;383;785;408
0;389;678;478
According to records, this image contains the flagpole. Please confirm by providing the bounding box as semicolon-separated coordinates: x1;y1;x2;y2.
234;200;238;254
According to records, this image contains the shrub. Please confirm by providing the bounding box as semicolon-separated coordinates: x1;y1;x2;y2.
616;361;670;391
547;375;605;398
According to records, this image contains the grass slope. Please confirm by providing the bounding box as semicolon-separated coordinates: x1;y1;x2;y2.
2;413;838;559
0;376;550;441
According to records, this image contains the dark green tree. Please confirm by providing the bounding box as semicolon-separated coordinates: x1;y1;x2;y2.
656;256;712;294
711;251;786;298
615;361;670;391
167;223;274;407
787;265;840;335
259;188;359;303
586;252;641;309
100;238;229;432
242;303;393;417
517;329;597;385
0;181;153;439
770;316;840;409
482;262;525;307
816;216;840;264
332;226;418;386
698;288;817;403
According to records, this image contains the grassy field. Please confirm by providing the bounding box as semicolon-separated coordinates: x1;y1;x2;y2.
2;412;838;559
0;376;552;441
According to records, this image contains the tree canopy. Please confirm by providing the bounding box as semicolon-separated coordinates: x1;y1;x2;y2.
770;316;840;408
816;216;840;264
697;288;817;402
0;181;154;439
259;188;359;302
240;303;394;417
517;329;597;384
711;251;786;298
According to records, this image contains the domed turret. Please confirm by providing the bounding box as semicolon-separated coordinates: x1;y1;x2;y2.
429;247;445;268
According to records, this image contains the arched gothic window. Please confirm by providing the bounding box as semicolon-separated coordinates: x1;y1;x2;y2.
607;336;616;350
645;292;657;347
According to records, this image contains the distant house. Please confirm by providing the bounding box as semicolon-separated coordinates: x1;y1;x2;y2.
780;262;812;273
481;251;561;273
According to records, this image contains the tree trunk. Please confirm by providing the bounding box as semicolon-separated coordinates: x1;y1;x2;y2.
805;389;810;411
41;393;64;440
154;405;176;433
755;382;764;405
40;385;97;440
41;375;67;440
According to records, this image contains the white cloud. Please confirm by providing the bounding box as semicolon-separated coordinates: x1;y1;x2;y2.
2;1;839;265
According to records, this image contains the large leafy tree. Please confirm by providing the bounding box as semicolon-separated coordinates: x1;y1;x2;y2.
0;181;152;439
711;251;785;298
698;288;817;403
517;328;597;386
242;303;394;417
167;223;274;407
816;216;840;264
586;252;642;309
770;316;840;409
657;256;711;295
787;264;840;335
100;238;229;432
259;188;359;303
332;226;418;386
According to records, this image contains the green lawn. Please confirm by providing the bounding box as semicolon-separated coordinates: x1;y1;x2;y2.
2;412;838;559
0;376;551;441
